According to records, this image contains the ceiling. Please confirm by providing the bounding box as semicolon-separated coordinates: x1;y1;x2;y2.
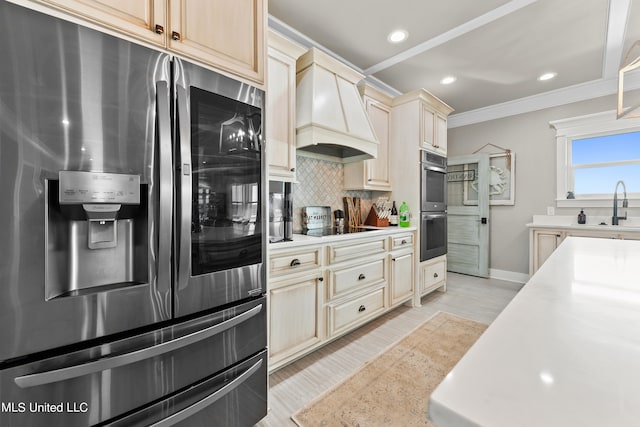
268;0;640;127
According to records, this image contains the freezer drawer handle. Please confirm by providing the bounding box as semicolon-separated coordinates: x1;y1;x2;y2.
14;304;263;388
149;358;263;427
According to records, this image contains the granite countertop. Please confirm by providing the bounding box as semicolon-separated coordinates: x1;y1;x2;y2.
269;226;417;249
429;236;640;426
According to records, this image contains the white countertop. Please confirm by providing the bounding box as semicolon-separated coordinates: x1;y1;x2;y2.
269;226;417;249
527;215;640;232
429;236;640;427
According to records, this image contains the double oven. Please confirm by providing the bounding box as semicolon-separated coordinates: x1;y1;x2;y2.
420;151;448;261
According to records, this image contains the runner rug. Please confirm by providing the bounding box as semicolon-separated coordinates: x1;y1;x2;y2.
291;311;487;427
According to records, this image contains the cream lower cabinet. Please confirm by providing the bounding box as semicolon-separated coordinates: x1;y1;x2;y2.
529;226;640;275
389;233;415;306
529;229;565;275
267;230;416;372
268;245;323;371
420;255;447;296
325;236;388;337
269;271;324;371
38;0;265;84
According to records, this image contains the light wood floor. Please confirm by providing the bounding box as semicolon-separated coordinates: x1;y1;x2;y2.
256;272;524;426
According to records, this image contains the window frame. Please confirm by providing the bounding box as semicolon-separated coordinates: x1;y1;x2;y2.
551;110;640;208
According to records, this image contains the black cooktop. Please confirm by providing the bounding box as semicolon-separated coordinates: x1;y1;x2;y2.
298;227;375;237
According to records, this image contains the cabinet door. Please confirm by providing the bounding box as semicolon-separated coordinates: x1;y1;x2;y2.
421;257;446;294
421;104;435;149
269;273;323;368
390;252;414;306
364;98;392;189
43;0;166;45
168;0;265;84
435;113;448;155
266;47;296;181
533;231;563;273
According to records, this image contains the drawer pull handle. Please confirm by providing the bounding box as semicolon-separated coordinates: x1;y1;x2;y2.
290;259;301;268
434;273;439;278
358;273;366;280
401;239;407;244
358;305;366;312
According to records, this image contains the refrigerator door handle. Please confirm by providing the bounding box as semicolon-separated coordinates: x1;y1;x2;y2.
156;81;173;294
14;303;263;388
149;358;263;427
176;84;192;290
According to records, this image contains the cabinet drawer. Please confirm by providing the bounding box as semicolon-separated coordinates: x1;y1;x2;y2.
328;257;386;299
327;287;385;337
422;259;445;291
391;233;413;250
269;247;321;276
327;237;387;265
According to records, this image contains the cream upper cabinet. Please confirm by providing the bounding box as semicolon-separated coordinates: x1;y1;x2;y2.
393;89;453;156
41;0;167;45
344;84;393;191
168;0;265;84
39;0;266;84
435;113;448;154
266;31;305;182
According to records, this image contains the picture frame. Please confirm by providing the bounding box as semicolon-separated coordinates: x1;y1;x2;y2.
488;152;515;205
460;152;516;206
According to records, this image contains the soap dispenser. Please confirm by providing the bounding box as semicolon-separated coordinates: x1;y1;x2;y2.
578;209;586;225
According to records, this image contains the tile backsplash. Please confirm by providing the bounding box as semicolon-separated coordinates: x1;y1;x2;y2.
291;156;388;231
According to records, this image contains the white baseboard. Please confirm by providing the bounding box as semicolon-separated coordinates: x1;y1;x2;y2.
489;268;529;284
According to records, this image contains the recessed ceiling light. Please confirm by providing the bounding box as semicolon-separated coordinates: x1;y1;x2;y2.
440;76;457;85
537;72;557;81
387;30;408;43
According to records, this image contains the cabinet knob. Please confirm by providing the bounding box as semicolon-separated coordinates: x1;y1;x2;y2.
171;31;181;41
358;273;366;280
401;239;407;245
155;24;164;35
290;168;295;172
290;259;301;267
434;273;438;278
318;277;324;282
358;305;366;312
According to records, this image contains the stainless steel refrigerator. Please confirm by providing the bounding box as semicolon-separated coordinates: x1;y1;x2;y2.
0;2;267;425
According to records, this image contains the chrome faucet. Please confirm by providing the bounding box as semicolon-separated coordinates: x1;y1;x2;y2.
612;180;628;225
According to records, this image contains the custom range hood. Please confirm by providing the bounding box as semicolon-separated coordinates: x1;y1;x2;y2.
296;48;378;163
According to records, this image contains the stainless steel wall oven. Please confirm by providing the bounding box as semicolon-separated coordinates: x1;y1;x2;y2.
0;2;266;426
420;151;447;261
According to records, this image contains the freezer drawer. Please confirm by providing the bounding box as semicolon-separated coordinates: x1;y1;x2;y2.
107;350;267;427
0;297;266;427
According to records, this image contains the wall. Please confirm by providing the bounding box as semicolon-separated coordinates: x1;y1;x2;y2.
448;91;640;277
291;155;386;231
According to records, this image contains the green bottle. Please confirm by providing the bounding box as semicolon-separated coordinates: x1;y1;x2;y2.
399;201;410;227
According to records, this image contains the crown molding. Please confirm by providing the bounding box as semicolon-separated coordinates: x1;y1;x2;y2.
448;70;640;129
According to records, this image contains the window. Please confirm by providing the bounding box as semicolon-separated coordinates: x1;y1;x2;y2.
551;111;640;207
571;132;640;195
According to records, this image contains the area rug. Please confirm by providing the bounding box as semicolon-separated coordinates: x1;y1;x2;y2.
291;311;487;427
